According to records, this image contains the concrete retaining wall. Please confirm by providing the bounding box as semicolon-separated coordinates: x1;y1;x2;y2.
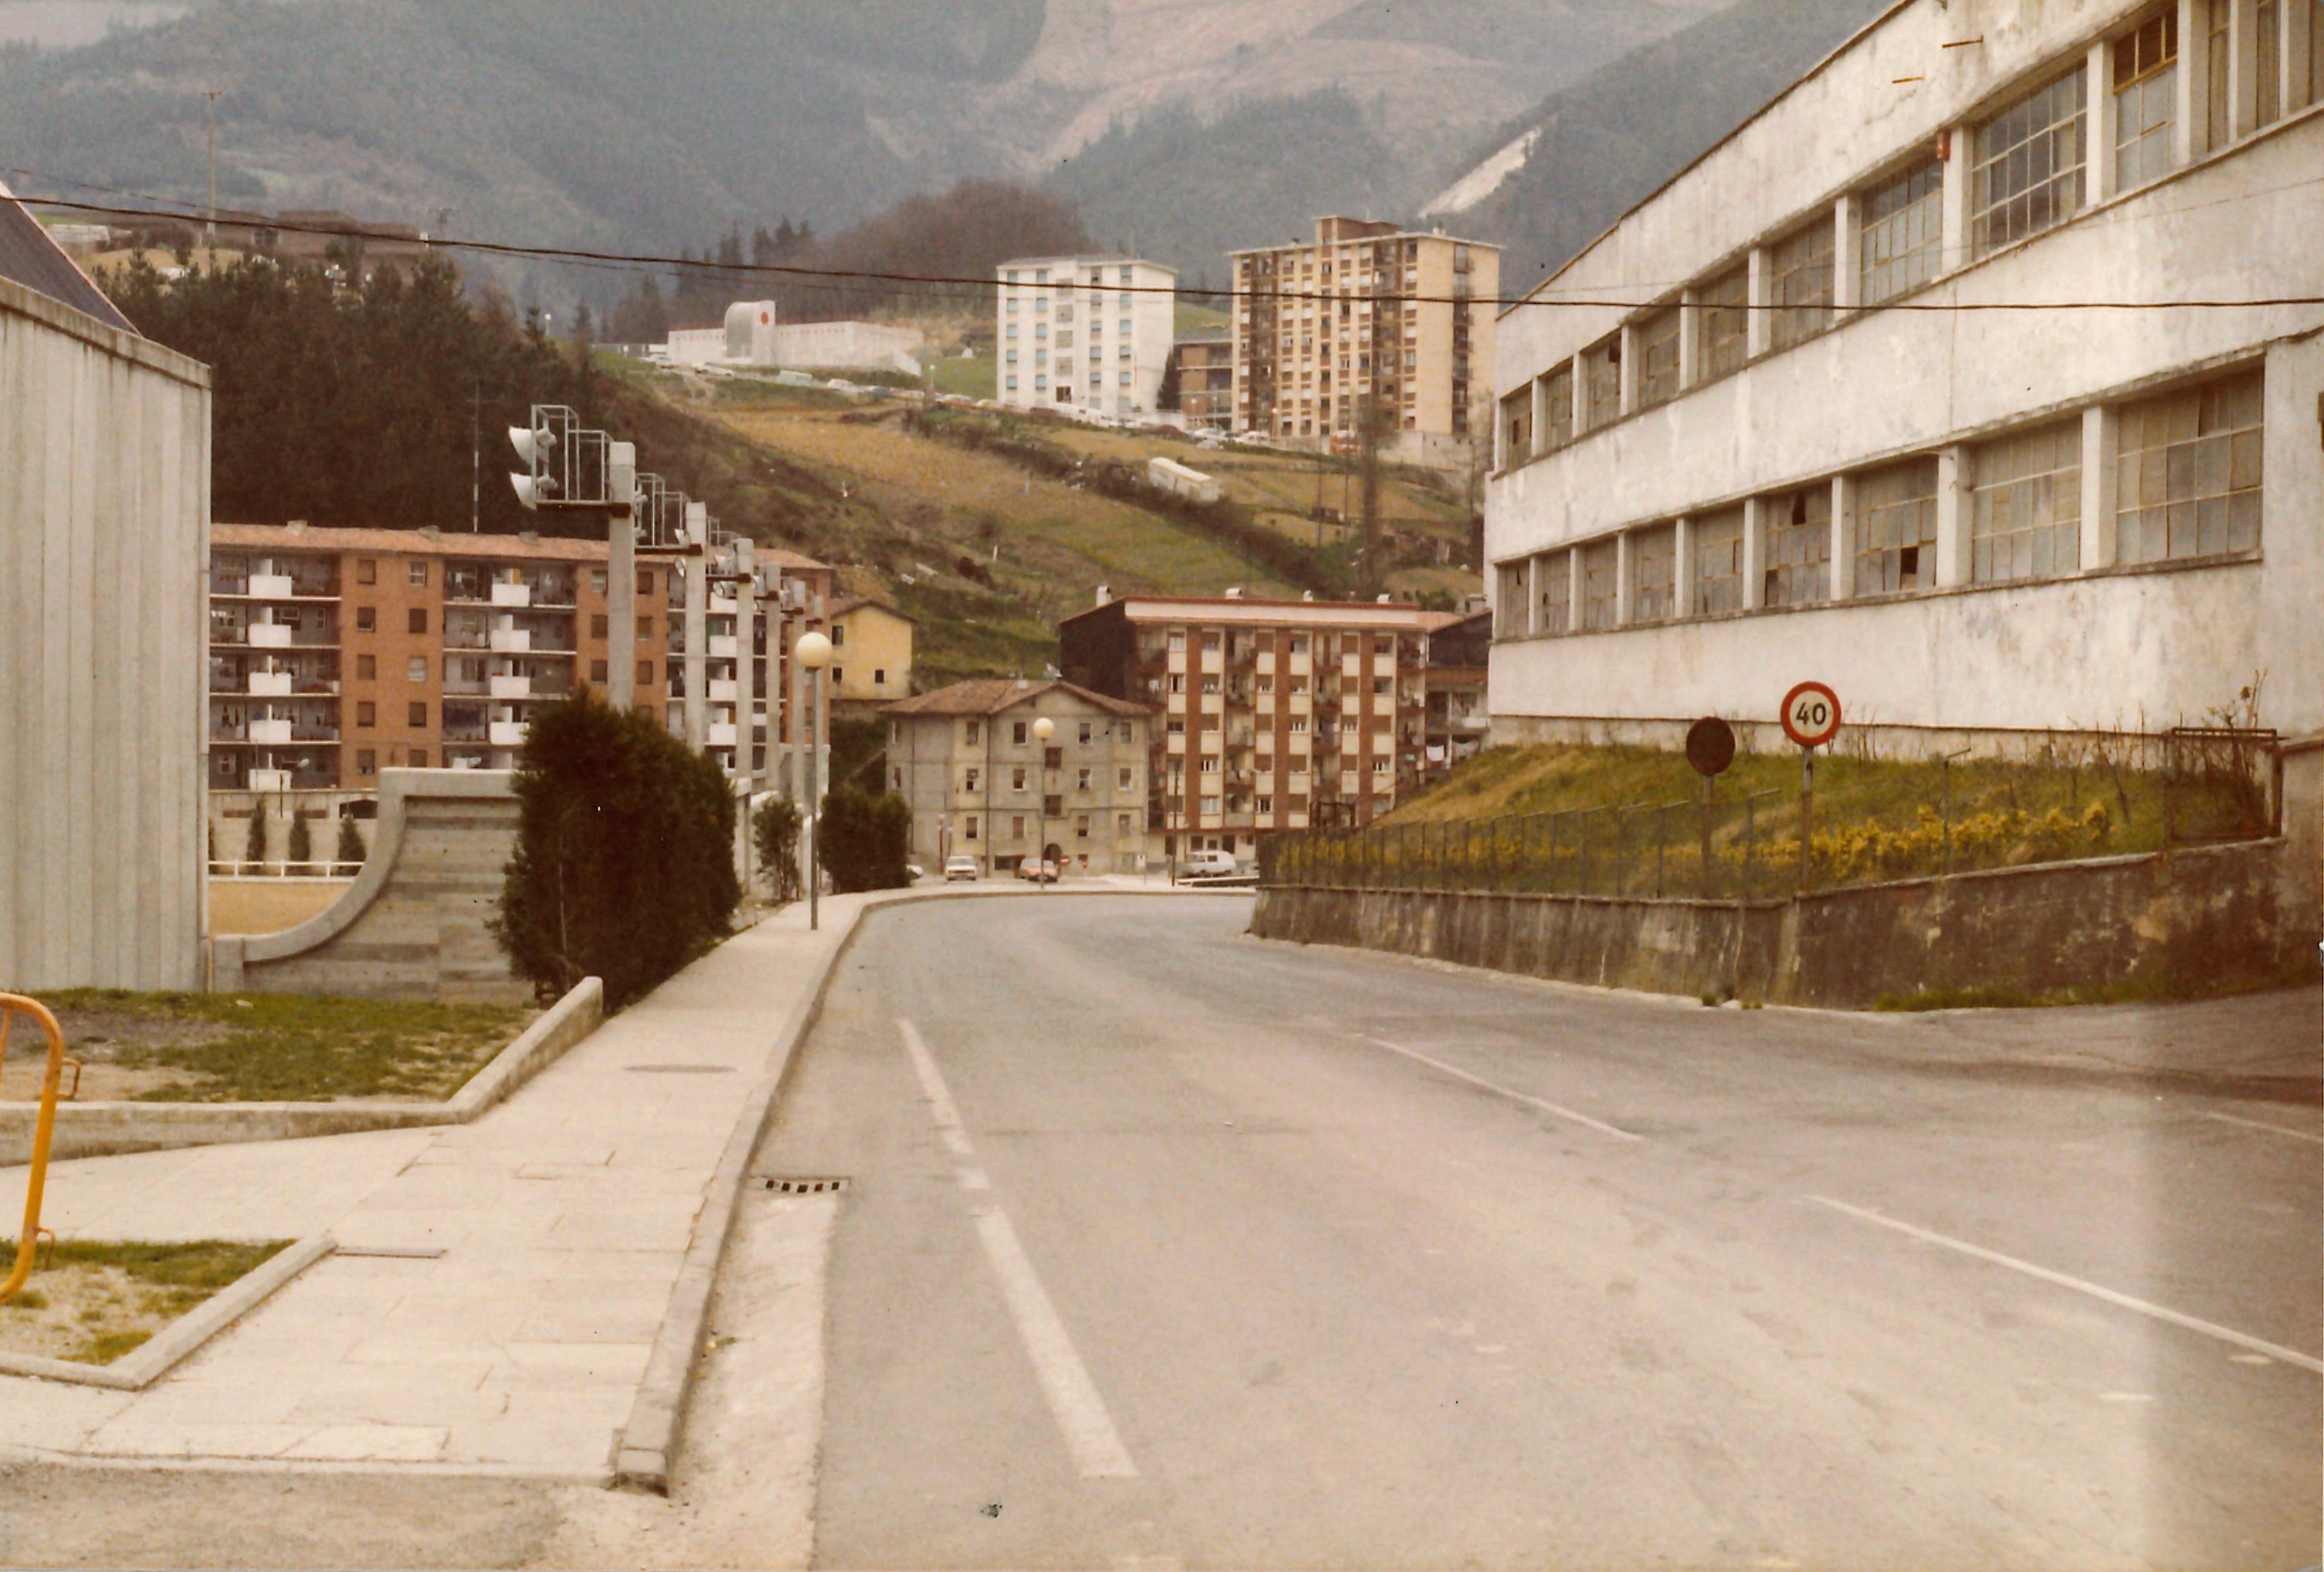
1252;838;2312;1009
211;768;525;1002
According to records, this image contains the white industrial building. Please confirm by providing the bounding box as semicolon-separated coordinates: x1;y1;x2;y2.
662;301;924;377
1;187;211;988
1485;0;2322;751
995;255;1177;419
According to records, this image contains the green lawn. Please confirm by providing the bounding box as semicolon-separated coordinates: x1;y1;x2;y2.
929;353;996;401
1;1239;290;1364
1175;302;1230;335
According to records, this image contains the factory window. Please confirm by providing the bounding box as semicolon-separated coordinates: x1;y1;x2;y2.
1631;523;1678;624
1970;421;2083;582
1636;309;1682;408
1858;160;1943;307
1769;217;1834;352
1697;263;1750;382
1691;505;1746;615
1972;66;2087;256
1852;457;1940;594
2115;368;2264;564
1762;485;1832;606
1536;549;1571;633
1540;364;1575;452
1582;335;1622;430
1579;539;1620;630
2112;11;2178;189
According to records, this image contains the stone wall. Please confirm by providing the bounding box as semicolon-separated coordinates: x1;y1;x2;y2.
211;770;526;1002
1252;838;2313;1009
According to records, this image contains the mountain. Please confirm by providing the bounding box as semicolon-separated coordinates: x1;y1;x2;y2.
0;0;1730;304
1426;0;1898;294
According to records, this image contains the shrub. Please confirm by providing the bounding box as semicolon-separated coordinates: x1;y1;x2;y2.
753;796;805;906
286;812;313;866
494;691;740;1008
336;815;366;866
818;788;912;893
242;808;267;866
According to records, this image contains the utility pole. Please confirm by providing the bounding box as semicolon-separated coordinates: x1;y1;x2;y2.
202;89;222;260
470;379;481;532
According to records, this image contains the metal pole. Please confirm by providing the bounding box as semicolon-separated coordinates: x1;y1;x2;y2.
1700;776;1714;900
203;89;220;256
1799;747;1815;892
808;666;821;931
470;380;480;532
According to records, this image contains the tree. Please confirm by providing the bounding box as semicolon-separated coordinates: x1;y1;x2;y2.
495;691;740;1007
286;810;313;868
337;815;366;867
752;796;804;906
243;806;268;868
816;788;911;893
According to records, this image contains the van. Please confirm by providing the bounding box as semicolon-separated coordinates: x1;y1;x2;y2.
1179;849;1241;879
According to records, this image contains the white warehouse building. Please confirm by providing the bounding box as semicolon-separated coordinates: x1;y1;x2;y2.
995;255;1176;418
1485;0;2322;753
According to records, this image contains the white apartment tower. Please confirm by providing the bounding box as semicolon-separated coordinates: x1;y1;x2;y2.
996;255;1177;417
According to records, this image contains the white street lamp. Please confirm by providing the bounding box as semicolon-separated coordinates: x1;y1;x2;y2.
1032;715;1055;891
796;631;832;929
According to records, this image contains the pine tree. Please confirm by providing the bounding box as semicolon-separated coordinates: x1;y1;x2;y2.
244;807;268;868
337;814;366;867
287;810;313;868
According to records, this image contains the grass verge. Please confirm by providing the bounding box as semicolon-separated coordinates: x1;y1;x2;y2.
11;990;531;1103
1;1239;290;1365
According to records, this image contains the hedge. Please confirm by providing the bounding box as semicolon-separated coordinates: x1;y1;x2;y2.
818;788;912;893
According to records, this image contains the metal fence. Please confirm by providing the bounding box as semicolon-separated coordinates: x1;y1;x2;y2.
1259;727;2282;901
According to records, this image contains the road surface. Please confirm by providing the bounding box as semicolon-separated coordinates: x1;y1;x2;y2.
765;894;2319;1569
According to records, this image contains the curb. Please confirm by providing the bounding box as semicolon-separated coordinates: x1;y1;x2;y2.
611;883;1222;1494
0;978;604;1165
0;1231;337;1390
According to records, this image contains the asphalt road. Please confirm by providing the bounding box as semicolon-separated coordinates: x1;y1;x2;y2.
765;894;2321;1571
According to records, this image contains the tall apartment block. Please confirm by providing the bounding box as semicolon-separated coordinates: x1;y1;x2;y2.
995;254;1177;418
1230;217;1500;463
1170;329;1234;430
1058;592;1478;859
207;521;832;791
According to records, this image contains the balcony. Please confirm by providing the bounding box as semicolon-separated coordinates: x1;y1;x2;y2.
248;623;293;649
708;721;738;748
709;635;739;659
250;718;293;745
490;674;531;700
490;582;531;608
248;573;296;600
248;768;291;793
710;595;739;617
490;628;531;654
489;721;528;747
709;678;739;703
248;670;294;697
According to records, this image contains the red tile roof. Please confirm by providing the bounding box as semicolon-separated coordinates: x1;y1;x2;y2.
881;678;1150;719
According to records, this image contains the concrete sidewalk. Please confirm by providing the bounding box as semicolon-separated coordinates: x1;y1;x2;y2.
0;891;871;1481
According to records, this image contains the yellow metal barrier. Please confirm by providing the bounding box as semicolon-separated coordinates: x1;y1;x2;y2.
2;993;78;1306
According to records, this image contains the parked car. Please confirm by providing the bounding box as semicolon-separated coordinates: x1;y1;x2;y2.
1015;858;1059;884
1179;849;1242;880
943;855;980;882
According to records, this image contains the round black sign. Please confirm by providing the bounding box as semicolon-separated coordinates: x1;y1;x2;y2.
1685;716;1737;778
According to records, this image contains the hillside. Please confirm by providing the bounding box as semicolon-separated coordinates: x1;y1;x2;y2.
0;0;1729;301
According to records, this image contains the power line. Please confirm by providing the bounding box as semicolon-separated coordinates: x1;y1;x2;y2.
10;180;2324;315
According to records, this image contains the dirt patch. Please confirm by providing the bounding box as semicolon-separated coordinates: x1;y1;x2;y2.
0;1240;289;1365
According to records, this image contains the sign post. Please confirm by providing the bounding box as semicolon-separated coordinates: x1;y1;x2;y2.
1779;681;1842;892
1684;717;1737;898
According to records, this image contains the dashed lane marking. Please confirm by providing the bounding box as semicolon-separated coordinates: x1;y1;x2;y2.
1365;1037;1644;1143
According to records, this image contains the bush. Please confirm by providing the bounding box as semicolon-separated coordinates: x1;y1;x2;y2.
494;691;740;1008
336;815;366;866
242;808;267;866
286;812;313;866
818;788;912;893
753;796;805;906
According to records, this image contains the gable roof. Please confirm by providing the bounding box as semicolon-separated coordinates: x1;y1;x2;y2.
0;185;136;333
881;678;1149;720
828;595;915;625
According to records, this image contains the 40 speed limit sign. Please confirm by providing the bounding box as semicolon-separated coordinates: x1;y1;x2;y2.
1780;681;1842;749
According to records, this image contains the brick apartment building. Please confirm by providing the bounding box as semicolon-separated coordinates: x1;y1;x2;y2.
208;521;832;792
1230;217;1500;464
1169;329;1234;430
1058;591;1480;860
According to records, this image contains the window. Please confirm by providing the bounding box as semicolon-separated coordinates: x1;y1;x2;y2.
409;749;428;768
1168;629;1187;652
966;721;981;745
2205;0;2232;150
1636;309;1681;408
1501;388;1532;465
2115;369;2263;563
1168;673;1186;694
356;654;376;680
1972;66;2087;256
1692;506;1746;615
874;668;887;686
1012;721;1028;745
1860;161;1944;307
964;768;980;793
1012;816;1026;839
1119;812;1136;835
1076;815;1090;840
1852;458;1940;594
402;606;425;635
590;613;609;637
1632;524;1678;623
407;701;427;727
591;660;608;682
1763;486;1832;606
1583;337;1621;428
1202;631;1222;651
638;660;655;686
591;569;607;594
1540;364;1575;451
637;615;653;637
1768;219;1834;352
1536;550;1571;633
356;749;376;775
1077;767;1092;792
356;558;376;585
1118;766;1133;789
407;561;428;587
407;656;427;682
831;625;845;647
356;701;376;727
638;570;654;595
1579;539;1620;630
1970;422;2083;582
1167;719;1186;735
1006;376;1019;392
965;816;979;841
2256;0;2284;127
356;605;376;632
1078;721;1093;745
1698;264;1750;381
2113;11;2178;189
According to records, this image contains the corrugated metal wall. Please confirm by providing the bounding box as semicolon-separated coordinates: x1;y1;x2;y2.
0;274;211;989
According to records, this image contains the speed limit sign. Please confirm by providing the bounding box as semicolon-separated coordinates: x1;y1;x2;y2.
1780;681;1842;749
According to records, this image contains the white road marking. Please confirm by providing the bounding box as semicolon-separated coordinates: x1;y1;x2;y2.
896;1020;1138;1480
1808;1196;2324;1375
2197;1110;2324;1145
1367;1038;1643;1143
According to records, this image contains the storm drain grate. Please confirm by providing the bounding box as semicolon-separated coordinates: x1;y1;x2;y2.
760;1176;850;1194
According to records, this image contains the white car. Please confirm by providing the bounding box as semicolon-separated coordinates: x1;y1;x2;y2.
1179;849;1242;880
943;855;979;882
